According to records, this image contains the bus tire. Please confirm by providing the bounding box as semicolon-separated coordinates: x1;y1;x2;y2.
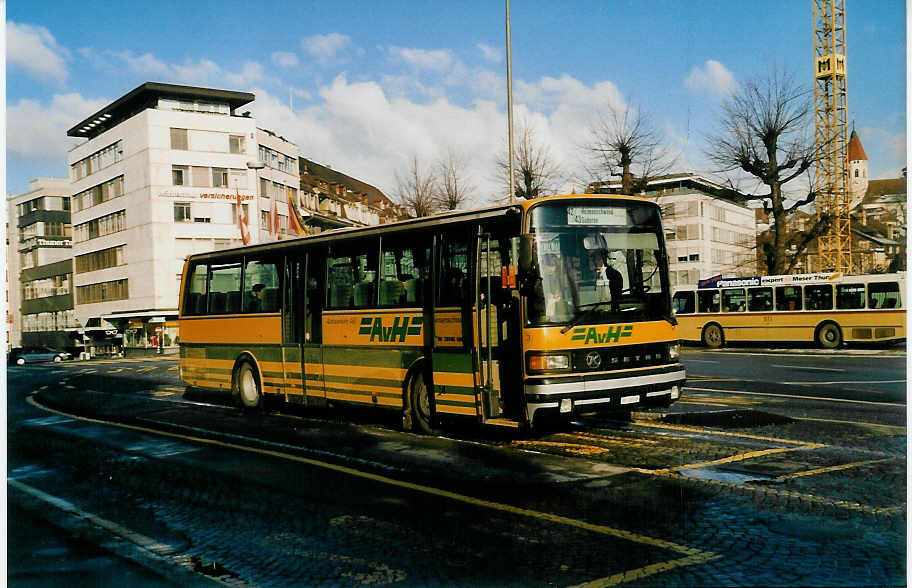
701;323;724;349
816;322;842;349
409;370;440;435
234;360;262;410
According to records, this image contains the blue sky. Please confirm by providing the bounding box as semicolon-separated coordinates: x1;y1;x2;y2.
6;1;907;204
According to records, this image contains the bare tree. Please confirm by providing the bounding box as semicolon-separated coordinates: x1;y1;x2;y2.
495;118;563;201
434;149;475;211
585;104;675;194
706;70;830;275
395;155;439;218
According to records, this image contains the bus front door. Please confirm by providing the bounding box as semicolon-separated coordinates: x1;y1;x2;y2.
475;230;524;424
302;250;326;405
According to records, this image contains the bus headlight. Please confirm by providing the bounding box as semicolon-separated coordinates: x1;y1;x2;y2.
668;342;681;360
528;353;571;373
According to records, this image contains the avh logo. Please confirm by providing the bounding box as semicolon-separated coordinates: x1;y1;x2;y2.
359;316;423;342
571;324;633;345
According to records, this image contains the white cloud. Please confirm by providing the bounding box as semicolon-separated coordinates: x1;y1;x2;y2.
685;60;736;97
302;33;352;65
387;46;456;72
8;94;109;162
84;50;265;89
477;43;502;63
7;21;70;84
271;51;299;68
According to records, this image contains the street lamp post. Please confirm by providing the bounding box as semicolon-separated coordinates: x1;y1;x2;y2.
247;160;266;242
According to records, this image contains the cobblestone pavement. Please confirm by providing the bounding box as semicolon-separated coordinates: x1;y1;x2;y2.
7;358;907;586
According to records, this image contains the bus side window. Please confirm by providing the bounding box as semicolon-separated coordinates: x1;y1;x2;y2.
721;288;745;312
379;235;429;308
805;284;833;311
775;286;802;311
183;263;207;315
836;283;865;310
438;232;469;307
328;240;378;309
673;291;695;314
869;281;901;309
698;290;720;313
208;262;242;314
243;258;281;313
747;287;773;311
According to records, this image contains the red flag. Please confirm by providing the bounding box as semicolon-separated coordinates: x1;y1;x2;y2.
237;191;250;245
270;200;279;235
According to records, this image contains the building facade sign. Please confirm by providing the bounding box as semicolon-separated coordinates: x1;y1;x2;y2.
158;190;254;201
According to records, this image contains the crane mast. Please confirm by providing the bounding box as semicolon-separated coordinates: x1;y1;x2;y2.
813;0;851;272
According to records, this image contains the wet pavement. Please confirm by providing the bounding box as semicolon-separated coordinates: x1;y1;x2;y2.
7;352;907;586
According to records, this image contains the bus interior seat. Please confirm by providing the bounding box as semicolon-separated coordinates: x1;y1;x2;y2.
380;279;404;306
883;298;897;308
187;292;202;314
210;291;227;313
227;291;241;313
263;288;279;312
354;281;375;307
331;284;352;308
405;278;422;305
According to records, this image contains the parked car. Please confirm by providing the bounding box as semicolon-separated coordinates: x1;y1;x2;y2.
8;346;72;365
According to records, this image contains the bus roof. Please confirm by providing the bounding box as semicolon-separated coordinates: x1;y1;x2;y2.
185;193;654;262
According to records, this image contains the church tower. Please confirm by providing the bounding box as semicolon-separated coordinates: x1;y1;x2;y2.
847;129;868;209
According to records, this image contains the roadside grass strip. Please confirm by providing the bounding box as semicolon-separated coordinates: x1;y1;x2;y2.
28;396;719;586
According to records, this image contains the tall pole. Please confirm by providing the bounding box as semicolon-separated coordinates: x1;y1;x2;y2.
505;0;515;204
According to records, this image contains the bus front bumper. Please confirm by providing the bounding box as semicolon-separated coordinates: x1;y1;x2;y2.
524;366;686;424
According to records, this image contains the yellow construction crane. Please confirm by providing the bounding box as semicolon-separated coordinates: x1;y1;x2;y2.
813;0;852;272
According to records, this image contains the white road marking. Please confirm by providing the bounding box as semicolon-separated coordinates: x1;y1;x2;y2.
771;364;845;372
683;386;906;407
779;379;905;386
683;359;719;363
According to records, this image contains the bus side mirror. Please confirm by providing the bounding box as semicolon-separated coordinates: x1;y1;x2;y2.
515;235;534;278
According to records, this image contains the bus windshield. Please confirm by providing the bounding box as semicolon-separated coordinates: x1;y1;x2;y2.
527;201;669;326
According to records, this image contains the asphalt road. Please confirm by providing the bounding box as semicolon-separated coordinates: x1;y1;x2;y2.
681;348;906;404
6;349;907;586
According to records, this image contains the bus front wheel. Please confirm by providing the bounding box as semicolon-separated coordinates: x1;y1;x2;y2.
702;324;724;349
235;360;262;410
816;323;842;349
410;371;440;435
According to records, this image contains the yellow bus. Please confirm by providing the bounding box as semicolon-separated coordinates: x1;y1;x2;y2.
178;193;684;432
672;272;905;349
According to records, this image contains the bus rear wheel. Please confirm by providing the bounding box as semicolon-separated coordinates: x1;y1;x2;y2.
702;324;724;349
410;371;440;435
235;361;262;410
816;323;842;349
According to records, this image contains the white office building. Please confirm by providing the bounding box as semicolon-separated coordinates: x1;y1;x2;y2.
66;82;299;353
591;174;757;287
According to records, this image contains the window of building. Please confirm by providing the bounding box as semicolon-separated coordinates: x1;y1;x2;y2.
229;135;245;154
170;128;188;150
173;165;188;186
212;167;228;188
73;210;126;243
174;202;191;222
71;140;123;181
77;278;129;304
191;166;210;187
836;284;865;310
775;286;802;311
804;284;833;311
688;253;700;262
22;274;71;299
73;176;125;213
75;245;125;274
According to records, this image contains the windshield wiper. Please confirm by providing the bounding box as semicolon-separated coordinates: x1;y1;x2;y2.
560;301;613;334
